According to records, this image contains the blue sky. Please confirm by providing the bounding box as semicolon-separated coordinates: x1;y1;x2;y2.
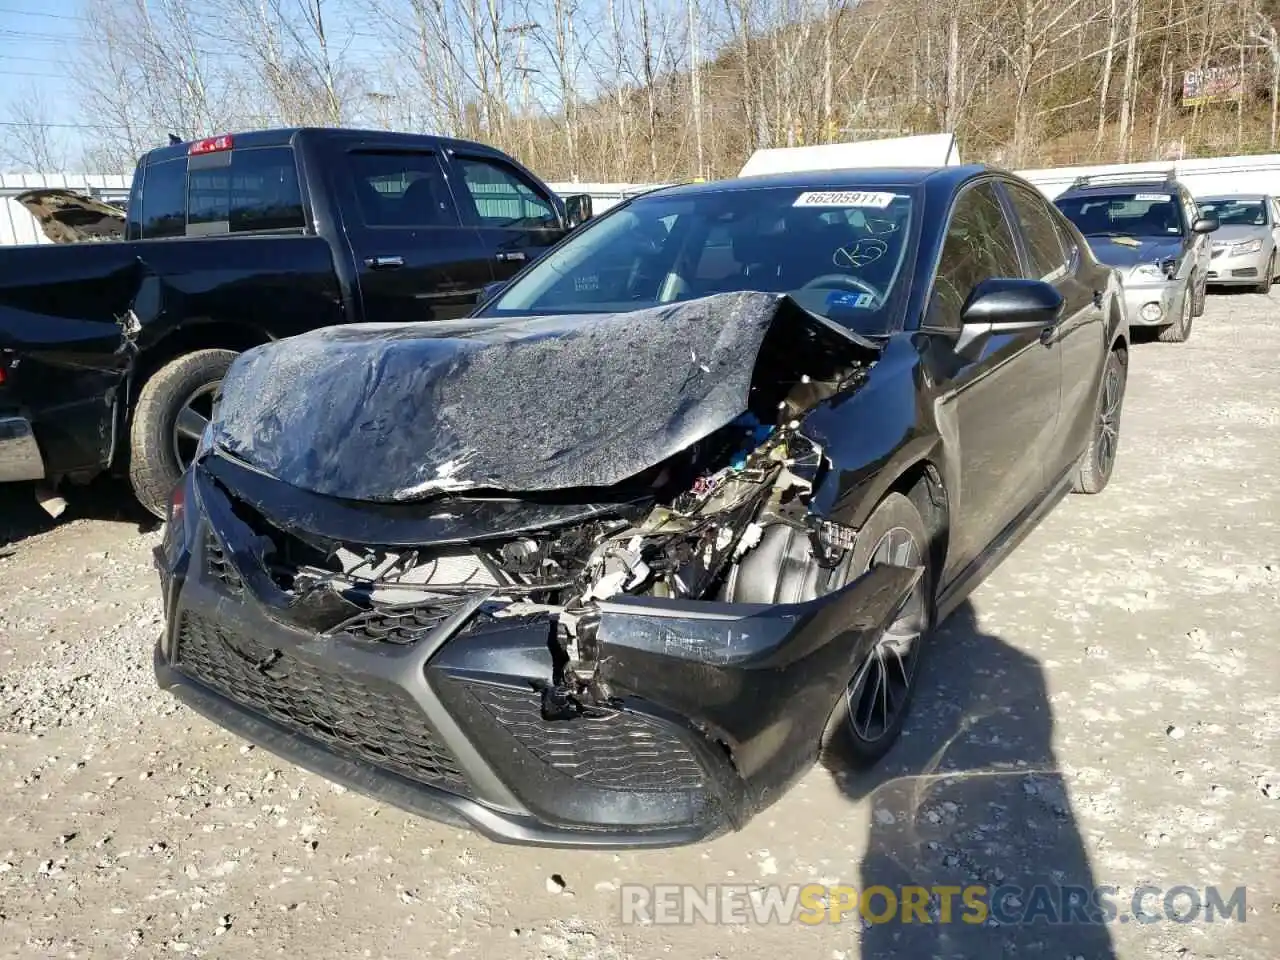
0;0;83;142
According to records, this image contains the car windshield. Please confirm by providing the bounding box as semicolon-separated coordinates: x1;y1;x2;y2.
1197;197;1267;226
481;186;917;334
1055;191;1184;238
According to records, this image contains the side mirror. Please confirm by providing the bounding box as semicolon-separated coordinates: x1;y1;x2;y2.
954;277;1063;358
477;280;507;307
1192;215;1219;234
564;193;593;229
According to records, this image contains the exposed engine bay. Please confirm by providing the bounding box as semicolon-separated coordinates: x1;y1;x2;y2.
201;292;878;718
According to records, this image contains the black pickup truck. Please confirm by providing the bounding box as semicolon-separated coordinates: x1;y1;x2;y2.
0;127;590;517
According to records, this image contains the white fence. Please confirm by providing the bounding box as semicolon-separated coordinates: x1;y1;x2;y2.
552;152;1280;212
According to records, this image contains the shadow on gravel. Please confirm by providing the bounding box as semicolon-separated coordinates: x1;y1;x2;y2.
836;601;1118;959
0;477;158;554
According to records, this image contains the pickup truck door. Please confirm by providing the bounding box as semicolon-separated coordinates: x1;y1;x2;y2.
333;149;495;324
444;152;569;281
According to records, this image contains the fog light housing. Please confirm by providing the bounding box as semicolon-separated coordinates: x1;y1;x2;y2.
1140;302;1163;323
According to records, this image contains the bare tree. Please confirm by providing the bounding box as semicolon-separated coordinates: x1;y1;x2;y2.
2;86;67;172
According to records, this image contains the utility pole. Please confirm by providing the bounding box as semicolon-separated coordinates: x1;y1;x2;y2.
689;0;704;178
505;22;540;161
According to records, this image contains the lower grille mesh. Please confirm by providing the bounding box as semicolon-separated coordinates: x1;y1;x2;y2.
174;611;470;795
465;682;705;790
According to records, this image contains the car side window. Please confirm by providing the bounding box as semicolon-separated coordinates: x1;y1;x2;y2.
1180;191;1198;230
454;157;559;230
139;157;188;240
1005;183;1068;281
928;182;1021;328
343;151;462;228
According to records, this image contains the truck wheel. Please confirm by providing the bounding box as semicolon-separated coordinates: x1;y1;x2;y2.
129;349;237;518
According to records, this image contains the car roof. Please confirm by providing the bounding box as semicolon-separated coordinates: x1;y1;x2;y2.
1057;182;1183;199
638;164;994;200
139;127;507;166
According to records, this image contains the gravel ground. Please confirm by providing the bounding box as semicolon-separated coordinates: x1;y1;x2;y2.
1;293;1277;960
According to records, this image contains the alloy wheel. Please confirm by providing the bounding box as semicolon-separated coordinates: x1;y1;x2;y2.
171;381;220;471
1095;359;1123;478
843;526;927;743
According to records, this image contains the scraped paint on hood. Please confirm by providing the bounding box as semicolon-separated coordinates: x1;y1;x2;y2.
210;292;873;503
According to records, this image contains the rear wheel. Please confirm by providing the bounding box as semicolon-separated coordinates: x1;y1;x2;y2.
1072;348;1127;495
129;349;237;518
818;493;933;769
1156;283;1193;343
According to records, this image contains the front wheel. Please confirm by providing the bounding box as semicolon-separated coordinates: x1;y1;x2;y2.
1257;253;1275;294
1157;283;1193;343
129;349;237;518
1072;347;1128;495
819;492;933;769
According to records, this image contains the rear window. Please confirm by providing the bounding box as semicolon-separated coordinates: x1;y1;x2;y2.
138;146;305;239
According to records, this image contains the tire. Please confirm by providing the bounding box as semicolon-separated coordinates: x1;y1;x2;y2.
1072;347;1127;495
818;492;934;770
1257;253;1275;294
129;349;237;518
1193;273;1207;316
1156;283;1193;343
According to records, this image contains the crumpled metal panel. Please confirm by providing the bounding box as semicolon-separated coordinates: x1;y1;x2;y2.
210;291;848;502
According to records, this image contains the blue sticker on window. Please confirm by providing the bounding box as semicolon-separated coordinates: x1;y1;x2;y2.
826;290;875;310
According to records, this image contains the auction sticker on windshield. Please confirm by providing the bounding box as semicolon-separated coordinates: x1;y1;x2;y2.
1135;193;1171;202
794;191;896;208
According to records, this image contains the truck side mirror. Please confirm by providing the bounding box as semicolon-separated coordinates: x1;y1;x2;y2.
565;194;593;229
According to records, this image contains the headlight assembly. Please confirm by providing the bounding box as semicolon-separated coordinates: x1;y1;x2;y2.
1231;238;1263;256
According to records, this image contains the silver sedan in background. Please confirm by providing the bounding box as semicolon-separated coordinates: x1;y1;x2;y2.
1197;194;1280;293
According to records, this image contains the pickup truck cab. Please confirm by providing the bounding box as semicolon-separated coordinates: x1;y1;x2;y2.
0;128;590;517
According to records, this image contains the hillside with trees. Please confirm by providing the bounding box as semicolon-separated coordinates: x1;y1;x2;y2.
9;0;1280;178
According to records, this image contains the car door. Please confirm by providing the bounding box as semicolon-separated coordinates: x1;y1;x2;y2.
446;152;568;282
925;180;1063;585
332;149;495;324
1002;179;1105;483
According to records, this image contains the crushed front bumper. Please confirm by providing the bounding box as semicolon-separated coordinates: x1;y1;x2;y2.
1121;277;1183;327
153;464;917;848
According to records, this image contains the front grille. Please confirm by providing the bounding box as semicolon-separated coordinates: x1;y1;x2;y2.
205;533;244;594
1232;267;1258;278
464;682;705;791
330;599;478;646
174;611;470;795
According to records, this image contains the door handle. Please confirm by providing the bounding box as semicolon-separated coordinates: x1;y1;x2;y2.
364;255;405;270
496;251;527;262
1092;290;1103;309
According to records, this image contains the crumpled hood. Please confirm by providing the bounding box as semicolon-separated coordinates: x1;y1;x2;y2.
14;188;125;244
211;291;870;503
1087;236;1182;270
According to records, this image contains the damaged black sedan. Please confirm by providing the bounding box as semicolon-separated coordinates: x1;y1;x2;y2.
154;166;1129;847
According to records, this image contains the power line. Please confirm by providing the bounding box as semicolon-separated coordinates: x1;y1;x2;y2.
0;6;87;20
0;120;133;130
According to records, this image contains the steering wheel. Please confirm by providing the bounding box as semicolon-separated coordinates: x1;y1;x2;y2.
801;273;884;302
